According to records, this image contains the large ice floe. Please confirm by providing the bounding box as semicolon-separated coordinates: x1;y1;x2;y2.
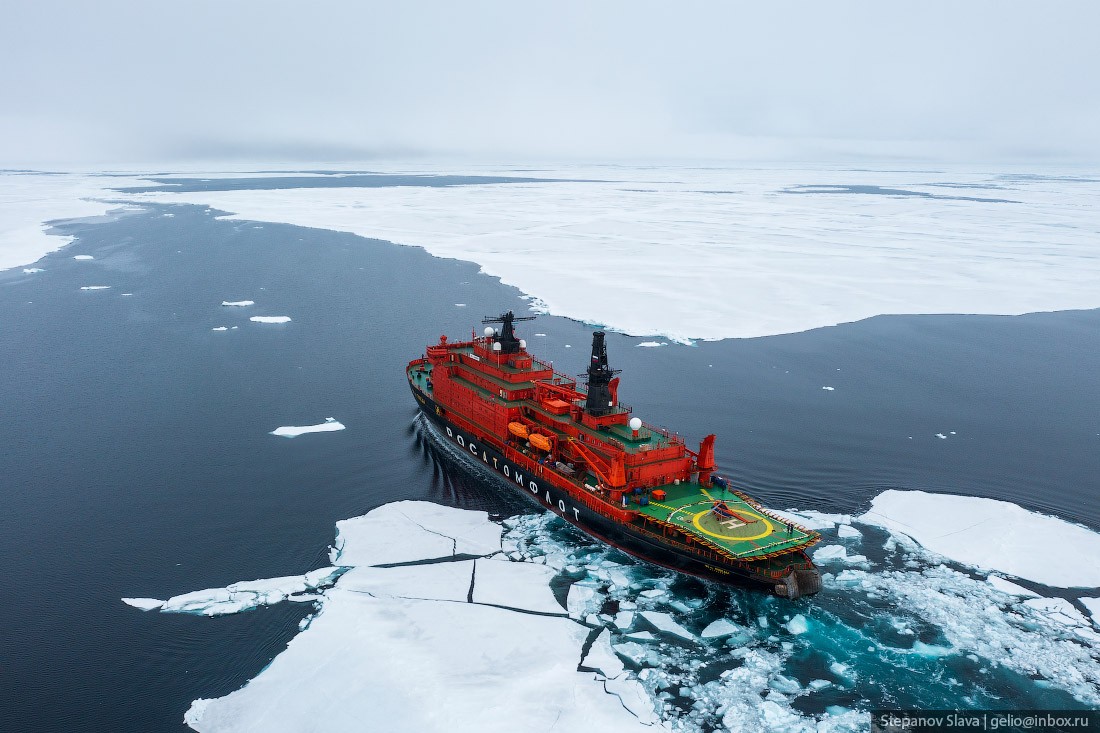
120;165;1100;341
132;501;668;733
126;490;1100;733
859;489;1100;587
0;171;151;271
269;418;345;438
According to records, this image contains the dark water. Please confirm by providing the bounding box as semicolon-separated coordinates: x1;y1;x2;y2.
2;197;1099;731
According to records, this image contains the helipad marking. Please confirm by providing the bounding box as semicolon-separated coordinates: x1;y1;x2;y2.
692;508;773;542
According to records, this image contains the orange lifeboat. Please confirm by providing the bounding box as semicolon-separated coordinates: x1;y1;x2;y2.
529;433;553;452
508;422;529;439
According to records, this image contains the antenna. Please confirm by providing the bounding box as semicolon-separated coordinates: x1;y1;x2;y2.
481;310;535;354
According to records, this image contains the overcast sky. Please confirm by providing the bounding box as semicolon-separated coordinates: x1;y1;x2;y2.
2;0;1098;167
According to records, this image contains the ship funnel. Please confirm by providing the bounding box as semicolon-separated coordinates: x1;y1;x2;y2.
584;331;621;416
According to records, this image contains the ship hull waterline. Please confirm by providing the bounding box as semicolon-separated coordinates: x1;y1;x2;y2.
410;379;817;596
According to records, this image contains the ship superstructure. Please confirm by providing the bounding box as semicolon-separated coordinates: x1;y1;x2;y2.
407;312;822;597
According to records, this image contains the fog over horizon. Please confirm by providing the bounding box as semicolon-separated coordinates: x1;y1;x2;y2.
2;0;1099;168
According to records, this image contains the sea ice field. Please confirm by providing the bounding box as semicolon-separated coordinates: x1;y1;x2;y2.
1;163;1098;732
133;474;1100;733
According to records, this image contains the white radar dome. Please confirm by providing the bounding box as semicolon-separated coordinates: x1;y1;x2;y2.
492;342;502;351
519;339;526;348
484;327;495;337
629;417;642;431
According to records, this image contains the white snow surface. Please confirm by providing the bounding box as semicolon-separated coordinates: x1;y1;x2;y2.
0;172;156;271
859;489;1100;587
249;315;291;324
639;611;695;642
125;568;344;617
582;628;626;679
812;545;868;566
471;559;563;614
72;254;94;260
330;501;502;567
1083;598;1100;628
221;300;254;307
270;418;345;438
987;575;1040;598
176;501;667;733
122;165;1100;341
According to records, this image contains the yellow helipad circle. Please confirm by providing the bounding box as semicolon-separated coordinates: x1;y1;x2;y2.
692;508;773;542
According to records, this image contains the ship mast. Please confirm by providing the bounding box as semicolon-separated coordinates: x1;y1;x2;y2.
584;331;621;416
482;310;534;355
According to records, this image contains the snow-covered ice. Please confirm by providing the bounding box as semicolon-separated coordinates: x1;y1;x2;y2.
221;300;254;307
121;165;1100;341
72;255;94;260
330;501;502;567
1083;598;1100;628
859;489;1100;587
470;559;563;614
23;267;43;273
784;614;810;635
211;327;228;331
157;501;668;733
270;418;345;438
582;628;626;679
837;524;862;540
124;568;344;617
700;618;742;640
249;315;291;324
79;285;110;290
986;575;1040;598
639;611;695;642
636;342;667;348
812;545;868;566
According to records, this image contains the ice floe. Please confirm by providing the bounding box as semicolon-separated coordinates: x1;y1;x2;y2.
121;165;1100;341
124;568;344;617
1083;598;1100;627
72;255;94;260
639;611;695;642
330;501;502;567
582;628;626;679
812;544;868;566
23;267;43;273
471;559;563;614
79;285;110;290
129;495;1100;733
784;614;810;635
636;342;667;348
249;315;291;324
221;300;254;306
270;418;345;438
837;524;862;540
211;327;228;331
822;386;835;391
700;618;742;640
151;501;667;733
858;489;1100;587
986;575;1039;598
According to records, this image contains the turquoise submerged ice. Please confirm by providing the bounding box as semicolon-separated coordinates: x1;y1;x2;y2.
124;492;1100;733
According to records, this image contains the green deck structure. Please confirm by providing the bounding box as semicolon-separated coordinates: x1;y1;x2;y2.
632;481;817;560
